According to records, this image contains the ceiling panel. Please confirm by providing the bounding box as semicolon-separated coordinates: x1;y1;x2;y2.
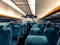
11;0;32;15
36;0;60;19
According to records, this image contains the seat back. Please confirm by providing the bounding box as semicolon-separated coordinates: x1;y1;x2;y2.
0;27;12;45
31;24;39;28
30;28;41;35
38;24;42;28
0;25;4;30
24;35;49;45
57;38;60;45
12;24;20;40
20;25;27;38
44;28;58;45
57;30;60;37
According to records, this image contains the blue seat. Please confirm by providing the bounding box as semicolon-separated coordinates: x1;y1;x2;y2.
6;23;20;39
6;22;14;28
38;24;47;35
38;24;42;28
57;30;60;38
0;25;4;30
31;24;38;28
50;24;56;28
57;38;60;45
44;28;58;45
12;24;20;40
0;27;12;45
24;35;49;45
30;28;41;35
44;28;55;33
20;25;27;38
41;24;47;29
7;24;20;45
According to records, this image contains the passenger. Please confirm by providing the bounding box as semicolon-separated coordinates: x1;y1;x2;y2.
46;21;51;28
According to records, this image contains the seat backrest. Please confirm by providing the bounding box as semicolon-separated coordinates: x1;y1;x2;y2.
57;30;60;37
40;24;47;32
44;28;58;45
57;38;60;45
12;24;20;40
30;28;41;35
38;24;42;28
24;35;49;45
0;25;4;30
20;25;27;37
32;24;38;28
44;28;55;34
0;27;12;45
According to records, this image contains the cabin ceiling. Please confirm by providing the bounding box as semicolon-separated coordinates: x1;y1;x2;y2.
0;0;60;22
11;0;60;21
36;0;60;20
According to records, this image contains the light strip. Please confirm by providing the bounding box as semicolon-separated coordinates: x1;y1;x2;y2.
2;0;26;15
0;10;21;19
28;0;35;15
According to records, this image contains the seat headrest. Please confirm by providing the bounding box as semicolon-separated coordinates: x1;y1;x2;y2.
44;28;55;33
0;25;4;29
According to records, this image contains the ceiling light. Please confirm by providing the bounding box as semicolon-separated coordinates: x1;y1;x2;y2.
2;0;26;15
28;0;35;15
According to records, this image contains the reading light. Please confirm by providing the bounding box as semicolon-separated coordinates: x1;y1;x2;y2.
2;0;26;15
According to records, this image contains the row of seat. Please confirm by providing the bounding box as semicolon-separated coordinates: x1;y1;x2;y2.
12;23;60;45
6;23;27;45
25;35;60;45
0;26;12;45
1;22;60;45
0;22;22;45
25;23;60;45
